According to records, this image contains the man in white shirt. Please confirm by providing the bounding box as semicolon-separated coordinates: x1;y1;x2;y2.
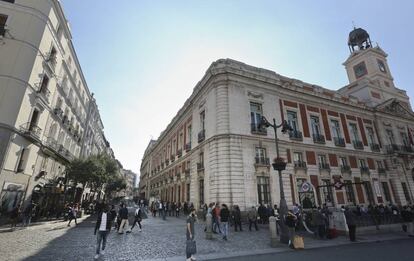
94;204;113;259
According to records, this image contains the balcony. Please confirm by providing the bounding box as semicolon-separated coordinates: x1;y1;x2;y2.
313;134;325;144
319;163;330;171
289;130;303;141
37;87;51;103
385;144;399;154
352;140;364;150
255;157;270;166
197;163;204;171
399;145;414;154
251;123;267;135
370;143;380;152
44;55;57;72
378;168;386;175
185;142;191;152
20;122;42;140
294;160;307;170
198;129;205;143
340;165;352;174
165;159;170;166
177;149;183;158
170;155;175;162
360;166;370;175
334;137;345;147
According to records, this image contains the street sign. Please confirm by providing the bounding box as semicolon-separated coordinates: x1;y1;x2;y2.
300;181;311;192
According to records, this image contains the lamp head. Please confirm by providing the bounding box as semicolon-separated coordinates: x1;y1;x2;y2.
259;116;270;129
281;120;293;134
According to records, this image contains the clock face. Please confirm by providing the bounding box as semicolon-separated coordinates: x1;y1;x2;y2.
377;60;387;73
353;62;367;78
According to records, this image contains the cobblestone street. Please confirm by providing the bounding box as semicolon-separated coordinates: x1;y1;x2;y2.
0;213;411;261
0;214;274;261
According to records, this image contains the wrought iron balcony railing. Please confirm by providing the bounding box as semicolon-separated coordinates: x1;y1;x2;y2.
313;134;325;144
289;130;303;141
20;122;42;139
370;143;380;152
341;165;352;173
352;140;364;150
198;129;205;142
294;160;307;169
333;137;345;147
250;123;267;135
360;166;370;175
255;157;270;166
319;163;330;170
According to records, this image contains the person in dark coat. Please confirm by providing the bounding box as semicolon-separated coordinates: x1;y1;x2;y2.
344;206;357;242
94;204;113;259
118;203;129;234
232;205;242;232
10;204;21;229
220;204;230;240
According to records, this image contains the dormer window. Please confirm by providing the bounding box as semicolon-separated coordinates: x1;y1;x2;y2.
353;61;367;79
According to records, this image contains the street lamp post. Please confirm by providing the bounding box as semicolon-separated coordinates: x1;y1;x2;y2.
259;116;292;244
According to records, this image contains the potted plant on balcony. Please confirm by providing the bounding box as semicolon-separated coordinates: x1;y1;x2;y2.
272;157;287;171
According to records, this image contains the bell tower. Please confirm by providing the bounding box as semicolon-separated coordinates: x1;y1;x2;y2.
340;27;411;107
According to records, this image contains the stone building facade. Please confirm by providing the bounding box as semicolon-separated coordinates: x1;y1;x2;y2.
140;29;414;210
0;0;113;216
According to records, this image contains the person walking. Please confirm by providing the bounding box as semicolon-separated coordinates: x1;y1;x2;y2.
10;204;21;229
176;202;181;217
186;208;197;261
128;207;143;233
344;206;357;242
67;204;78;227
94;204;113;259
220;204;230;241
212;203;221;234
232;205;242;232
247;206;258;231
109;205;117;229
118;203;129;234
23;201;35;227
285;210;297;248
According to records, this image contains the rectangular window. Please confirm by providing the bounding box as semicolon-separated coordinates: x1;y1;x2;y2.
257;176;271;205
310;116;321;136
186;183;190;201
330;120;341;138
349;123;359;141
377;161;383;169
339;157;348;167
187;125;192;144
250;102;263;127
293;152;303;162
16;148;27;172
318;155;327;165
366;127;375;144
363;182;375;204
40;74;50;92
386;129;395;144
255;147;266;158
344;180;356;204
322;179;334;206
381;182;391;202
358;159;367;168
199;152;204;167
0;14;7;36
401;183;411;202
1;0;15;3
287;111;299;131
200;111;205;131
199;179;204;205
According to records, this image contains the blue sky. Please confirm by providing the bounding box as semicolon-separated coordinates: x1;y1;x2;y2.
62;0;414;176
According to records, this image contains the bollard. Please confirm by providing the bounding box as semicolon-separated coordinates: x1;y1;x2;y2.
269;216;278;247
206;213;213;240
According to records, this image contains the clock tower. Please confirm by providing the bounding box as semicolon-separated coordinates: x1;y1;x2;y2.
340;27;410;108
